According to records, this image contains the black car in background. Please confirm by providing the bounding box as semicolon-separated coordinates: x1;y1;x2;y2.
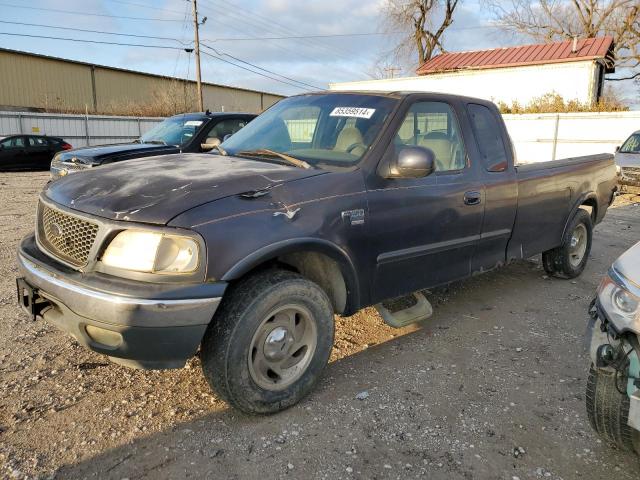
50;112;256;179
0;135;72;171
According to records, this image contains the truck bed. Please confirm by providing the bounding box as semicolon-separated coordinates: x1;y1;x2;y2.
509;153;616;260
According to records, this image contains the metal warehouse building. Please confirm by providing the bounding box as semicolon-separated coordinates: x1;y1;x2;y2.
0;48;285;114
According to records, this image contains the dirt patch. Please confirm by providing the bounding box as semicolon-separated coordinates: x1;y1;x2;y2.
1;172;639;479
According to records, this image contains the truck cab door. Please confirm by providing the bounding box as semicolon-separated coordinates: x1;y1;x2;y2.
365;99;485;303
465;103;518;272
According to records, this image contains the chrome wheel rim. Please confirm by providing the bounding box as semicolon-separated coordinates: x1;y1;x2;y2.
248;304;317;391
569;224;588;267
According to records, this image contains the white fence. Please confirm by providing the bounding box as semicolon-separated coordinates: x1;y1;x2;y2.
503;111;640;164
1;109;638;162
0;111;163;148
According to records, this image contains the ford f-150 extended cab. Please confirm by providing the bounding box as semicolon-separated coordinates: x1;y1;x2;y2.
49;112;255;179
17;92;617;414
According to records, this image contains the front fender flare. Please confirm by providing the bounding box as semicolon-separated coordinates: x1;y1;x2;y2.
221;237;361;314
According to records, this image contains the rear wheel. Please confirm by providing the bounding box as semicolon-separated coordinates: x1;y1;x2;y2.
542;208;592;278
586;364;640;455
200;269;334;414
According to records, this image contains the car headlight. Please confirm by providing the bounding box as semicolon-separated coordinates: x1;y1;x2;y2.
101;230;200;274
598;274;640;331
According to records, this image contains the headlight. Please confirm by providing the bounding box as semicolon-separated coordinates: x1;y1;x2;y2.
598;274;640;331
101;230;200;274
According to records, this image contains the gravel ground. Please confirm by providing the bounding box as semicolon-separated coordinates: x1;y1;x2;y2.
1;171;639;480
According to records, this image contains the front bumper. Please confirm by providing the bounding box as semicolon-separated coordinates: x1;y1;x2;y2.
619;167;640;187
17;234;226;369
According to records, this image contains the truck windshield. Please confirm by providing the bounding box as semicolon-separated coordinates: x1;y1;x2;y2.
140;116;205;146
620;133;640;154
221;93;398;168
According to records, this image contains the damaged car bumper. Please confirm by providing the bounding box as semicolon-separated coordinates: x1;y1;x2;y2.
16;234;225;369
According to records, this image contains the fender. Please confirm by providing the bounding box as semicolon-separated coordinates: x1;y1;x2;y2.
561;191;598;239
221;237;362;314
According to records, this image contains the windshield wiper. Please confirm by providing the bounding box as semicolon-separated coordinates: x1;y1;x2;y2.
143;140;168;145
212;144;228;156
236;149;311;169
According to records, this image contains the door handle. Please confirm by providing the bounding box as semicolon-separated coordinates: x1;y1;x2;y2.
464;191;482;206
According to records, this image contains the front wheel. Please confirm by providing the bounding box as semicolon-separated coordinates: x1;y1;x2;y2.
200;269;334;414
542;208;592;279
586;364;640;455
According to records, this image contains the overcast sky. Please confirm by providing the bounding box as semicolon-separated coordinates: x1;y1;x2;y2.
0;0;636;104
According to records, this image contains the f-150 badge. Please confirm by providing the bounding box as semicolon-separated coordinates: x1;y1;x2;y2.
341;209;365;225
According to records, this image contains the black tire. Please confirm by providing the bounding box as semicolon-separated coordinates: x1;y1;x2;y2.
200;269;334;414
586;364;640;455
542;208;592;279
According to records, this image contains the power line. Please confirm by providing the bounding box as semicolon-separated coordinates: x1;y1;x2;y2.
0;31;310;92
201;0;358;63
196;0;387;80
204;32;406;42
203;24;499;42
0;32;188;50
201;43;323;90
196;0;348;65
0;20;191;45
107;0;187;15
200;50;315;91
0;2;187;22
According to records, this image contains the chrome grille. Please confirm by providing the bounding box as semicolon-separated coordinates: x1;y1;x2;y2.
38;203;99;267
58;162;88;172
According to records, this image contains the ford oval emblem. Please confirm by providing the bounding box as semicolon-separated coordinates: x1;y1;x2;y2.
50;223;63;238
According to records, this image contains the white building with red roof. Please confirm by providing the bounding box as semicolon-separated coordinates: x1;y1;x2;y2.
330;37;615;105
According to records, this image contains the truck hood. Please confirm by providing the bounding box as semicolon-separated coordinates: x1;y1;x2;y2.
612;241;640;292
615;152;640;168
56;143;178;164
44;153;326;224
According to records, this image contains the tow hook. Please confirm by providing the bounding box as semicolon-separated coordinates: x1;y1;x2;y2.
595;344;616;368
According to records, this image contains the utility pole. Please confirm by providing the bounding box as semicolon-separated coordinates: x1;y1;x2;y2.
192;0;204;111
383;66;401;79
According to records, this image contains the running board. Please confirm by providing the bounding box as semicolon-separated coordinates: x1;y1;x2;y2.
375;291;433;328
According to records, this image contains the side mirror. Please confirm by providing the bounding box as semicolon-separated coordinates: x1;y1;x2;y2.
615;145;620;153
386;146;436;178
201;137;221;152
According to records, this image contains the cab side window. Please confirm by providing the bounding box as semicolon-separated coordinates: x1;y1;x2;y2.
395;102;466;172
207;119;248;143
467;104;509;172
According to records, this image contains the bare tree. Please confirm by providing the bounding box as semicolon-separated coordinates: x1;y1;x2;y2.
486;0;639;81
383;0;461;68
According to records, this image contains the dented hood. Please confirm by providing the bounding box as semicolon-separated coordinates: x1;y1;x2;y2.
44;153;326;224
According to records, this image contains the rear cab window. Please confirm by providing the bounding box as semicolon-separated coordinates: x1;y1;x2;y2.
467;104;510;172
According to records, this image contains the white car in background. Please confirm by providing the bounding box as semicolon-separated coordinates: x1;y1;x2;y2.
616;130;640;189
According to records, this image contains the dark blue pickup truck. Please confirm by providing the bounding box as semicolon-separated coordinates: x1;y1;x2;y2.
49;111;255;179
17;91;617;413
